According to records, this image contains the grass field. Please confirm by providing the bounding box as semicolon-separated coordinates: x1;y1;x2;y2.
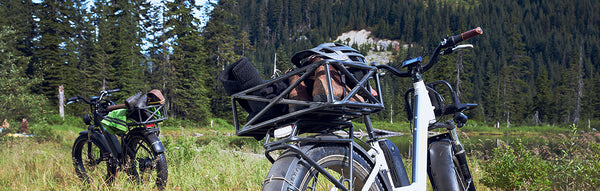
0;119;597;190
0;123;272;190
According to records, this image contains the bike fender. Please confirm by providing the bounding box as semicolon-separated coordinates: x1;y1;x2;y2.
379;139;410;187
129;128;166;154
148;134;165;154
427;137;460;190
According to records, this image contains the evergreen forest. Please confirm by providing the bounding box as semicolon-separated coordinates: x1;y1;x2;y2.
1;0;599;128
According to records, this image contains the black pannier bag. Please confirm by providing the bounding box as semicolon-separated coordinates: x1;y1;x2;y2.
125;90;167;125
219;57;288;131
125;92;149;123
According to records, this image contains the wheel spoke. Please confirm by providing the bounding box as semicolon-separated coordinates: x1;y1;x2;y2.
263;145;381;191
125;134;167;190
73;136;115;185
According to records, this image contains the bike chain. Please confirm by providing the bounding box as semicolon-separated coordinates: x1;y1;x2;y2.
262;176;301;191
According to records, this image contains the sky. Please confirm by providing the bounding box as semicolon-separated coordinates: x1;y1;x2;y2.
30;0;217;54
30;0;216;27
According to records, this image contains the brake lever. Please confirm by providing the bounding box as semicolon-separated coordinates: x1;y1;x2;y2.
453;44;473;51
66;96;81;105
440;44;474;55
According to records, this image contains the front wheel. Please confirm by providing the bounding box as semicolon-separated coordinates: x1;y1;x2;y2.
262;143;384;191
72;134;117;185
124;132;168;190
428;140;474;191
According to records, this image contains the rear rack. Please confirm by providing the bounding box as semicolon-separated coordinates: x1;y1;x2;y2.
127;104;168;126
231;59;385;138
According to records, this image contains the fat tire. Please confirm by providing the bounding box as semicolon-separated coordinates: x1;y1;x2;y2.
428;140;473;191
125;132;168;190
72;134;117;185
262;143;384;191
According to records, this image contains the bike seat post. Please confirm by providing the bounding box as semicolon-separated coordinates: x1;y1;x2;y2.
363;115;378;141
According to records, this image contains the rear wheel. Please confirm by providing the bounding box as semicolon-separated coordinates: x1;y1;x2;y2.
262;143;383;191
125;132;168;190
72;134;117;185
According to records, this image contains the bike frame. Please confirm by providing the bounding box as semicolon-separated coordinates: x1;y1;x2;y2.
362;81;435;191
86;118;164;169
259;78;436;191
80;92;124;164
236;61;436;190
233;60;437;191
71;90;166;168
232;28;482;191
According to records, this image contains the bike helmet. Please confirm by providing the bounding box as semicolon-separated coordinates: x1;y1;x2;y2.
291;43;366;67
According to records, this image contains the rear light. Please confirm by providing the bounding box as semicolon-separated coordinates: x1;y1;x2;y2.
146;123;155;128
274;124;293;138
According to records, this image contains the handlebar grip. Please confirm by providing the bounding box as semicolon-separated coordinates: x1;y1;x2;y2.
107;103;127;111
444;27;483;48
461;27;483;41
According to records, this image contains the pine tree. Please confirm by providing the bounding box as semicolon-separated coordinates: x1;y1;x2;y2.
482;53;502;125
554;65;577;124
0;0;36;70
203;0;246;118
164;0;212;123
533;65;552;124
92;0;118;91
94;0;149;100
112;0;149;96
204;0;241;70
73;0;103;93
500;27;532;124
0;27;47;120
34;0;79;104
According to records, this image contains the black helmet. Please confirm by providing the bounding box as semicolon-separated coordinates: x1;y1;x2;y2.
291;43;365;67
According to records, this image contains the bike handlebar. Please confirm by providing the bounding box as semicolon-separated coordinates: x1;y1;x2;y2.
377;27;483;78
67;89;121;106
375;64;411;77
66;95;91;105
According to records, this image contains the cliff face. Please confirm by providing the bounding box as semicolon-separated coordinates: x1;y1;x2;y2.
335;29;401;52
335;29;402;64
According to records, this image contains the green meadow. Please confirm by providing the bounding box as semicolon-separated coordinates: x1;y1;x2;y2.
1;118;598;190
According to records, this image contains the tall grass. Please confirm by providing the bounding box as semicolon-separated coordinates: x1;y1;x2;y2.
0;123;271;190
0;137;81;190
162;135;270;190
1;119;596;190
355;119;575;135
480;125;600;190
